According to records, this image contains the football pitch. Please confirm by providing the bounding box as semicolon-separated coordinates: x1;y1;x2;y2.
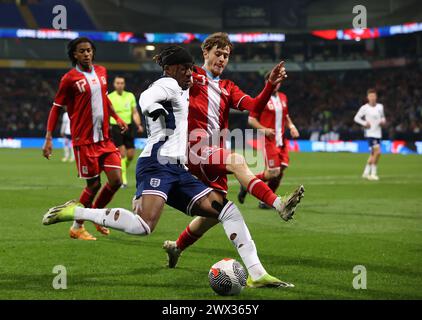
0;149;421;300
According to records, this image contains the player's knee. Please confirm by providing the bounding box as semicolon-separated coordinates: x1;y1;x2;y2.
227;153;246;172
210;197;229;214
141;217;157;233
267;168;281;179
87;179;101;193
108;176;122;189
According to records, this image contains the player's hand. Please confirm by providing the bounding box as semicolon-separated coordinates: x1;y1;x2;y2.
117;118;128;134
268;61;287;85
364;122;371;129
149;108;168;121
264;128;275;138
42;138;53;160
290;126;300;138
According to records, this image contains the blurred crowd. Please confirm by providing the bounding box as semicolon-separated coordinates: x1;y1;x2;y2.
0;64;421;141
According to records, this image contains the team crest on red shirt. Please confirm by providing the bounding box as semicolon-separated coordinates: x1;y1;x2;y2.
100;76;107;85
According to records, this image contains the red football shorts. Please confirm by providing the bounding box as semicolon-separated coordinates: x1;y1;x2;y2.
264;141;289;169
187;146;232;194
73;139;121;179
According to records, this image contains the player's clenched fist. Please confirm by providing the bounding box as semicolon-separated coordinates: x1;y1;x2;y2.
42;138;53;160
117;118;129;134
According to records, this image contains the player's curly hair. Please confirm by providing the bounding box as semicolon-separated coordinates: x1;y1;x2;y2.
201;32;233;52
153;46;194;68
67;37;96;66
153;46;178;67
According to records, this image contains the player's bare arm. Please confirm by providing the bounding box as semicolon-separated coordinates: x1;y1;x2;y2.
109;102;129;133
133;106;144;133
248;116;275;138
42;105;62;160
286;115;300;138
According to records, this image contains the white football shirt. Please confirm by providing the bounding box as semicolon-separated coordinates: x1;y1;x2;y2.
354;103;385;138
139;77;189;162
60;112;71;136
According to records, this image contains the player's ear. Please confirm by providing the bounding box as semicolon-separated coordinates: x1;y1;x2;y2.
202;49;208;60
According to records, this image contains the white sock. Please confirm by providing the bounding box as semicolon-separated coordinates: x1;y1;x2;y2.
363;164;371;176
371;164;377;176
218;201;267;281
63;146;69;159
74;207;150;235
72;220;83;229
272;197;282;211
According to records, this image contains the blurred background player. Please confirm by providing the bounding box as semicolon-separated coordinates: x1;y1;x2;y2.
42;37;128;240
108;76;144;188
60;110;74;162
238;71;300;208
354;89;386;181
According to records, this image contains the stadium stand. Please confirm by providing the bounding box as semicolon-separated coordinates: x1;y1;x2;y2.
0;3;28;28
1;65;421;141
28;0;96;30
0;1;95;30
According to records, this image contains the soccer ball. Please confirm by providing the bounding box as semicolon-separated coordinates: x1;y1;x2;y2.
208;258;247;296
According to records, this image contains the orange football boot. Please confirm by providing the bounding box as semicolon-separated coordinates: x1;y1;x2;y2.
94;223;110;236
69;226;97;240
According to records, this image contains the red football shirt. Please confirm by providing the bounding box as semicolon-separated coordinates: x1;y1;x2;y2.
53;65;112;146
188;66;274;148
250;92;289;147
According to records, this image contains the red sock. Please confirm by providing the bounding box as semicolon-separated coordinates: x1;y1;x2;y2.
176;225;202;251
255;172;267;181
247;177;278;207
79;188;96;208
92;183;118;209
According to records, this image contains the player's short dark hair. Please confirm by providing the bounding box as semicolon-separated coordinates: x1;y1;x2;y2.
153;46;194;68
114;75;125;81
201;32;233;52
67;37;96;66
367;88;377;95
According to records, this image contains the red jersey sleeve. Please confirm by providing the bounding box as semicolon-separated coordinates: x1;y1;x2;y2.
230;81;275;114
53;74;71;107
249;106;260;119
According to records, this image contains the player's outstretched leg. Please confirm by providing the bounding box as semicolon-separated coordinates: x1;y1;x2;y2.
227;153;304;219
193;192;294;288
43;201;152;235
164;185;305;267
238;171;267;204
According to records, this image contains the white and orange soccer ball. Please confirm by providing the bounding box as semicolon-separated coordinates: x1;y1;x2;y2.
208;258;247;296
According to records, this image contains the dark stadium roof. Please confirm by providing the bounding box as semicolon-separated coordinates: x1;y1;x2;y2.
84;0;422;33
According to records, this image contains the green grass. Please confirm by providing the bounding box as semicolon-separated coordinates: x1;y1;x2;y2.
0;149;421;299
